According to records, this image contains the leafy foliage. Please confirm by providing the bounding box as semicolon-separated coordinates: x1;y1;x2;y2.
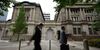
54;0;78;12
93;1;100;31
88;39;100;48
12;5;27;34
0;0;15;16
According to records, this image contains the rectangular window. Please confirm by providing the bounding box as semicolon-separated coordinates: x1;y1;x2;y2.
84;8;94;13
89;28;93;35
78;28;81;34
73;28;77;34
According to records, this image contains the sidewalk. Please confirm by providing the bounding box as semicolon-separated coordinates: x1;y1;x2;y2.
0;40;100;50
68;41;100;50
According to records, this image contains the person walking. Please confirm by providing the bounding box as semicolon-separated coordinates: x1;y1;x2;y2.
60;26;69;50
60;26;67;44
27;23;44;50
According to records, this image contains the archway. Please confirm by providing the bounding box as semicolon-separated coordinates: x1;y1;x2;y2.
45;27;55;40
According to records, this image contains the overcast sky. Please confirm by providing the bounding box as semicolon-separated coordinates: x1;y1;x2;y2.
7;0;56;20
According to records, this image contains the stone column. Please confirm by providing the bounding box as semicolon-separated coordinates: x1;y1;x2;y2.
66;8;68;20
68;8;71;20
31;8;34;22
61;8;66;22
80;8;85;20
33;8;36;22
29;8;32;21
80;8;83;20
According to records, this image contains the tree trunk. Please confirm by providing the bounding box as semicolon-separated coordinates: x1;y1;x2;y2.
17;33;20;41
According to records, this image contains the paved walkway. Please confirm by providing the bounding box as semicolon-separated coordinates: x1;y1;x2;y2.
68;41;100;50
0;40;100;50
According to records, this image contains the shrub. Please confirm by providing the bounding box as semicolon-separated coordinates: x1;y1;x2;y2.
88;39;100;48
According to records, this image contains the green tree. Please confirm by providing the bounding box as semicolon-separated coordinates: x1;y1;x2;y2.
54;0;78;12
93;1;100;31
12;5;27;41
54;0;98;12
0;0;15;16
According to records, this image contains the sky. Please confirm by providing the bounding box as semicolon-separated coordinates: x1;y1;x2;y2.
7;0;57;20
0;11;8;21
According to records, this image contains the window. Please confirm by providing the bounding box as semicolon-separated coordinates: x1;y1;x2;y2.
73;27;81;34
73;28;77;34
89;28;93;35
71;8;80;13
78;28;81;34
84;8;94;13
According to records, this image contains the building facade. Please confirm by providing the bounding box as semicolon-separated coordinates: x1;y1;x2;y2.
55;0;100;40
3;1;60;40
1;1;100;40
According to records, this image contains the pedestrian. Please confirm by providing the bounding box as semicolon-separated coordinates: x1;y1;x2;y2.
27;23;44;50
60;26;67;44
60;26;69;50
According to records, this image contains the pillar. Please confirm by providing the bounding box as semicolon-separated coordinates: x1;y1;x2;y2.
66;8;69;20
68;8;71;20
80;8;85;20
31;8;34;22
29;8;33;21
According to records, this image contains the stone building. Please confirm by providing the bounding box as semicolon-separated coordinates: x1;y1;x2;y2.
1;1;45;40
1;1;100;40
3;1;60;40
55;0;100;40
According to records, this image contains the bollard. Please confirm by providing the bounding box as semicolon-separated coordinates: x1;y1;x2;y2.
83;39;89;50
19;39;22;50
49;40;51;50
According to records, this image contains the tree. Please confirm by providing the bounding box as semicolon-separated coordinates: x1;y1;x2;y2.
12;5;27;41
54;0;78;12
0;0;15;16
54;0;98;12
93;0;100;31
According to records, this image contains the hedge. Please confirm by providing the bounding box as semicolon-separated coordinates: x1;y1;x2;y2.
88;39;100;48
